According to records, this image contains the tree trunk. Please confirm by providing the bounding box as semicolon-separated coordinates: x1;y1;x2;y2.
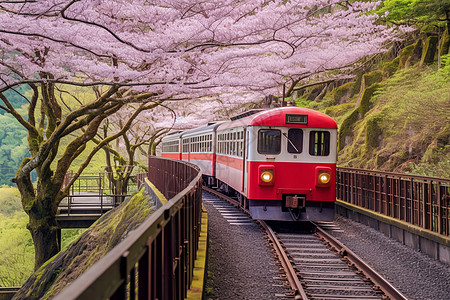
16;163;62;270
28;216;60;270
26;187;61;270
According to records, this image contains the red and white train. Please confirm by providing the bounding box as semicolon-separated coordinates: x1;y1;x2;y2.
161;107;337;221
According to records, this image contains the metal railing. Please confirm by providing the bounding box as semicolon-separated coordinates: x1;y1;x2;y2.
147;156;200;200
54;157;203;299
337;167;450;237
58;172;143;218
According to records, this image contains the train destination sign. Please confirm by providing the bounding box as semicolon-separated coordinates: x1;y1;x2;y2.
286;114;308;124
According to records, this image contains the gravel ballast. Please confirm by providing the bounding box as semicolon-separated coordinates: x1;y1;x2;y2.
203;189;450;300
203;191;291;300
331;215;450;300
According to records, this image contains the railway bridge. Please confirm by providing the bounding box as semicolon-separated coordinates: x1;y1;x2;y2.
1;157;449;299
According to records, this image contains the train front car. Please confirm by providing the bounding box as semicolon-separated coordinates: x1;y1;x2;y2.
217;107;337;221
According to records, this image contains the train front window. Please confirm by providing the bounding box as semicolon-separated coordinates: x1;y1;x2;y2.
258;129;281;154
286;129;303;153
309;131;330;156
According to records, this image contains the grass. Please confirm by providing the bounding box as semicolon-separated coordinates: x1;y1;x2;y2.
0;186;87;287
0;186;34;287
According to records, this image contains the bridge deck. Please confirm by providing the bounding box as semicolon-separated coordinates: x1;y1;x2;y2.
56;192;122;228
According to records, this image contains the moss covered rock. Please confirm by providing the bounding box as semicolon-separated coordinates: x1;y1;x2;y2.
338;109;360;152
13;190;154;300
365;114;383;150
440;29;450;56
420;36;438;66
382;57;400;78
333;82;355;104
305;85;323;101
421;124;450;164
360;70;383;94
351;71;364;96
337;79;382;152
358;82;381;116
398;40;423;68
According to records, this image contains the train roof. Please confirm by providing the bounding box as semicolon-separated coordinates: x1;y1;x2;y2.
217;107;337;130
180;121;225;137
229;109;266;121
161;130;183;142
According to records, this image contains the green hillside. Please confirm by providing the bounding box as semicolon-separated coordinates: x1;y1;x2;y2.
292;36;450;178
0;113;30;186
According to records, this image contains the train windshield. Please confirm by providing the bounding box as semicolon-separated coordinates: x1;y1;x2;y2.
309;131;330;156
286;129;303;153
258;129;281;154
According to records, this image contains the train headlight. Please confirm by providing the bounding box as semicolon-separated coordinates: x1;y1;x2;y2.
319;172;331;184
259;167;274;186
261;171;273;183
315;167;333;187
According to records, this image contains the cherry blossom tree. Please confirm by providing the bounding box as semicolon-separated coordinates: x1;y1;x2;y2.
96;103;177;200
0;0;407;269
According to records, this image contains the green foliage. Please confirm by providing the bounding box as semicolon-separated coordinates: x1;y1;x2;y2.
358;82;381;116
0;185;22;215
441;29;450;55
406;155;450;178
398;40;423;68
338;109;360;152
441;53;450;72
61;229;86;249
377;0;450;31
0;186;34;286
0;113;29;186
0;85;31;115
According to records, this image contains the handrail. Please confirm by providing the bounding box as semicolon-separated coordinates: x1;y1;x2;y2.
337;167;450;183
54;157;203;299
336;167;450;237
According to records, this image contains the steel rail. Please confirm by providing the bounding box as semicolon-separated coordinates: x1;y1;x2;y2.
202;186;307;299
202;186;247;213
259;221;308;300
313;223;408;300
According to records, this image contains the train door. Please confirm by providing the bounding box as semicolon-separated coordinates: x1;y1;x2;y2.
242;128;249;195
182;137;190;162
188;137;191;162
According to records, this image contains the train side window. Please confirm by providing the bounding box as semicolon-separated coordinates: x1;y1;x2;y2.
309;131;330;156
258;129;281;154
287;129;303;153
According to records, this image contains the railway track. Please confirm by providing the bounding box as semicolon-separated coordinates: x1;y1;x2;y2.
203;186;408;300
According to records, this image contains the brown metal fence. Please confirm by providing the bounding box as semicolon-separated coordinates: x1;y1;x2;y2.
54;157;203;300
147;156;200;200
337;167;450;237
